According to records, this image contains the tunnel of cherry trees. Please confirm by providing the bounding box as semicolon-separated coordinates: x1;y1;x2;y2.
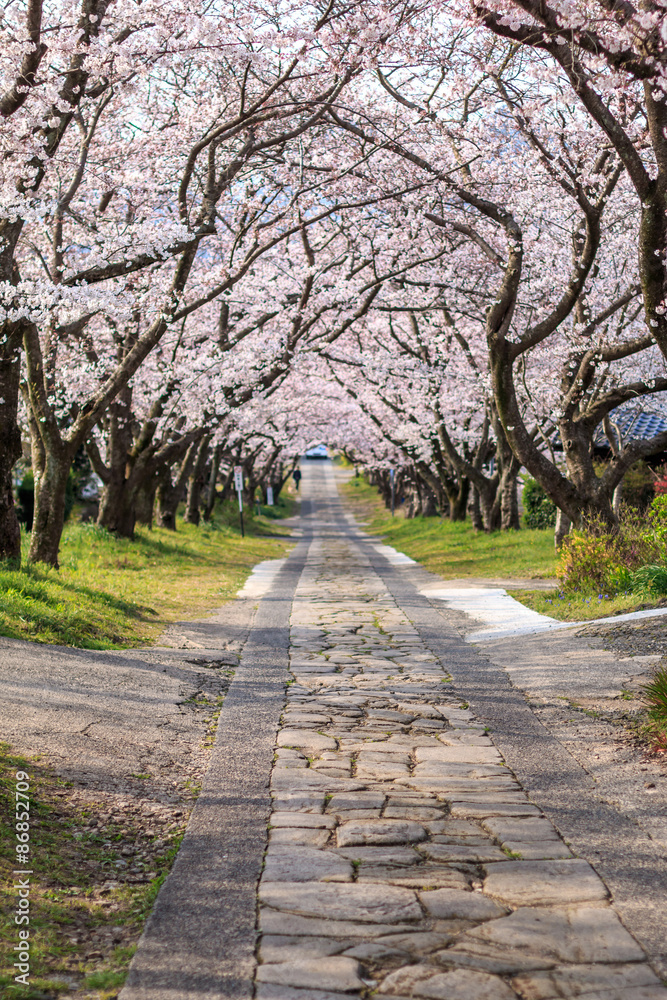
3;0;667;567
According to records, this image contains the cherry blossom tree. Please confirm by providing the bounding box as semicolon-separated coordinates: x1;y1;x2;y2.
6;0;422;565
323;25;667;529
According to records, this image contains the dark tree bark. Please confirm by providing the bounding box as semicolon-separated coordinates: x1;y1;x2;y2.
469;486;484;531
135;473;159;528
203;443;223;522
155;440;200;530
0;329;23;564
184;435;211;526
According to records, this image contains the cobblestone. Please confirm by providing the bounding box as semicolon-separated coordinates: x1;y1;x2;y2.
253;473;667;1000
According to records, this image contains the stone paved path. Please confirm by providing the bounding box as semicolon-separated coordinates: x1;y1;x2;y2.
255;472;667;1000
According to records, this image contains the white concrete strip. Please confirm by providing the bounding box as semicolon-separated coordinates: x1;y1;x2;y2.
422;586;559;642
371;543;417;565
422;585;667;643
238;559;287;599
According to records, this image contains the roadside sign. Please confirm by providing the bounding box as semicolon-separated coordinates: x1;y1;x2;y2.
234;466;245;537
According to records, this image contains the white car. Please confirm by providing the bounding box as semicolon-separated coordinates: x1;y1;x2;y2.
304;444;328;459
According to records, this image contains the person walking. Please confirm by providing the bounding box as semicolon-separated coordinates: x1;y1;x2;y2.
292;468;302;491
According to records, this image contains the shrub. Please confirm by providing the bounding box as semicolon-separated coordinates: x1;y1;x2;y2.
642;665;667;753
633;565;667;596
522;477;557;529
558;505;667;595
557;530;618;593
648;494;667;542
653;466;667;497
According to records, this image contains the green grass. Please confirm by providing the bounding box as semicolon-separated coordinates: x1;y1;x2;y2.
0;496;295;649
641;666;667;751
513;588;664;622
0;743;191;1000
341;477;556;580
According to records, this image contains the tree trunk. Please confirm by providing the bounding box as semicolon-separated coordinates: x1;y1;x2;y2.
184;435;211;526
94;388;137;537
469;486;484;531
447;478;469;521
203;443;223;522
155;440;200;530
477;475;501;532
28;445;73;566
0;333;23;565
97;477;139;537
135;474;159;528
499;458;521;531
612;481;623;518
555;509;572;550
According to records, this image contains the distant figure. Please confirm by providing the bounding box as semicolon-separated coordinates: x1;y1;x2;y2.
293;468;302;491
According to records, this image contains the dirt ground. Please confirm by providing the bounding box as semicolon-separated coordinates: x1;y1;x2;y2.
0;599;255;998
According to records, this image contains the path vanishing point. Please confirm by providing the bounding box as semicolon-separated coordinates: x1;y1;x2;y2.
120;461;667;1000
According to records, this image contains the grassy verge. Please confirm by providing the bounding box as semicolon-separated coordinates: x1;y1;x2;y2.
0;742;199;1000
0;495;296;649
515;588;667;622
341;477;556;580
640;666;667;752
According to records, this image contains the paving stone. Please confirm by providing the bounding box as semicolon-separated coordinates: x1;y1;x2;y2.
415;746;502;764
258;910;418;940
430;835;495;847
511;962;664;1000
269;827;332;848
271;812;337;829
368;710;417;722
378;964;517;999
333;809;383;821
446;906;645;967
419;888;508;921
376;963;439;994
500;842;572;861
334;847;422;864
355;762;411;780
386;794;441;805
272;770;366;792
284;714;333;724
415;968;518;999
418;844;508;864
327;792;386;811
337;820;428;847
374;930;468;957
481;818;560;843
449;802;543;819
342;941;409;962
256;958;365;992
356;866;470;889
383;807;444;821
483;860;608;907
259;937;347;963
425;820;485;837
350;741;432;754
396;703;443;719
272;793;326;813
256;985;360;1000
263;848;352;882
260;881;422;923
277;730;338;752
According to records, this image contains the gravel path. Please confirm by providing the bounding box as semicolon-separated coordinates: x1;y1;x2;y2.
122;463;667;1000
